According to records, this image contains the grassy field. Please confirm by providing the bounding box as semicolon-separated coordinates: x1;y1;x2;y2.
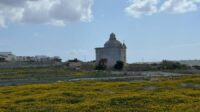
0;66;152;86
0;75;200;112
0;67;99;85
0;66;96;80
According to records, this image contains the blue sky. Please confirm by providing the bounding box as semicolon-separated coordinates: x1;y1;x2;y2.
0;0;200;63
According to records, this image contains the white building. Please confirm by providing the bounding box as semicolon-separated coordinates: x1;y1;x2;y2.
34;55;51;62
0;52;16;62
66;59;82;69
15;55;61;62
0;52;61;63
95;33;127;67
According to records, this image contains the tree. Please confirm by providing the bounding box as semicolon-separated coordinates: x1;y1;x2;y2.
114;61;124;70
53;57;62;62
95;59;107;70
68;58;79;62
159;60;189;70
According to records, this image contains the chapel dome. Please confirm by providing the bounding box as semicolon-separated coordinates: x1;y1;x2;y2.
104;33;123;48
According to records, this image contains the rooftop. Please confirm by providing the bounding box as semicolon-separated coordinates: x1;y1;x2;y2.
104;33;126;48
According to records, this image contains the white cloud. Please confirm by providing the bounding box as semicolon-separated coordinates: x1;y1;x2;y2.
0;17;6;28
125;0;159;18
0;0;93;28
160;0;200;13
50;0;93;23
125;0;200;18
0;0;27;7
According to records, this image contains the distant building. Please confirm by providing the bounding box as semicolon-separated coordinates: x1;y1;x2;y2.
34;55;51;62
95;33;127;67
0;52;61;63
66;58;82;69
0;52;15;62
15;56;61;63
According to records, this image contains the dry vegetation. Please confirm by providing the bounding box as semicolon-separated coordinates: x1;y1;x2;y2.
0;75;200;112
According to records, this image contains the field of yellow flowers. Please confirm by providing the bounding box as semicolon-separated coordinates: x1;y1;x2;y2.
0;75;200;112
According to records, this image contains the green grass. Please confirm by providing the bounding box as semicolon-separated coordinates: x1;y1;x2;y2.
0;75;200;112
0;67;96;80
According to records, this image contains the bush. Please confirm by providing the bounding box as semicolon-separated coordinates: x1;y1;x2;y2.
159;60;189;70
114;61;124;70
95;59;107;70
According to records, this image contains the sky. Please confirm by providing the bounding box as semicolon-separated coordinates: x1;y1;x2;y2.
0;0;200;63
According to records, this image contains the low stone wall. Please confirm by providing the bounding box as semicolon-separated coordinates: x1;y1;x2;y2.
0;62;61;69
